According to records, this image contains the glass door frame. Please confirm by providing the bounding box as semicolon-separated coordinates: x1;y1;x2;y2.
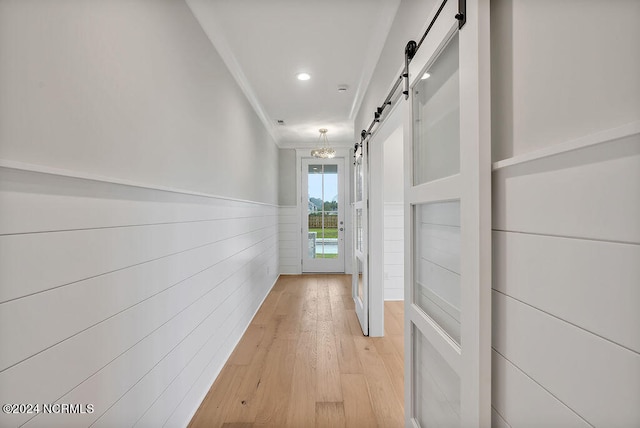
301;157;346;273
353;139;368;335
404;1;491;426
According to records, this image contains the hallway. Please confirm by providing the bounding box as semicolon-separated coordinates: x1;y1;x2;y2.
188;275;404;427
1;1;638;426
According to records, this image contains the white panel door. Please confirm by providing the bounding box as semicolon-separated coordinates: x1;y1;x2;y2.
302;158;346;273
404;1;491;427
353;140;368;335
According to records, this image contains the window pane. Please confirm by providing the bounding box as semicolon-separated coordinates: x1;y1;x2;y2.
356;208;363;252
413;200;461;344
322;165;338;259
307;164;339;259
307;165;323;259
413;325;460;427
308;165;323;215
355;155;363;202
413;33;460;185
357;257;364;300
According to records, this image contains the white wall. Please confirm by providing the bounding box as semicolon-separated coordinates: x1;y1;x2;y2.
279;205;300;274
383;126;404;203
0;169;279;428
490;1;640;426
491;0;640;162
278;149;300;274
383;203;404;300
0;1;279;427
278;149;297;206
0;0;278;204
383;126;404;300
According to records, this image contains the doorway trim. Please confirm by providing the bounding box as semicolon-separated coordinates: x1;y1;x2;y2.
295;148;352;274
301;158;345;272
367;101;405;337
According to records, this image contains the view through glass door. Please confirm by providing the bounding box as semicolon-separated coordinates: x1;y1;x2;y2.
302;159;345;272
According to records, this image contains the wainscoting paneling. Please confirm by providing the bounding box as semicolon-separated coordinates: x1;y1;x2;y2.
491;351;590;427
493;231;640;353
279;206;301;274
493;291;640;427
0;165;279;428
384;203;404;300
491;129;640;428
492;133;640;244
491;407;511;428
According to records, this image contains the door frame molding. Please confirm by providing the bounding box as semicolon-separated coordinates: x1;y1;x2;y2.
296;148;352;274
367;101;405;337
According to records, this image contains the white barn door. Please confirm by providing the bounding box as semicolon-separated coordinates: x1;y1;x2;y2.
404;1;491;426
353;139;368;335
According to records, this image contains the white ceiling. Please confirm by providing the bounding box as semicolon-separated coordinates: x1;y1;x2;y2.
186;0;400;148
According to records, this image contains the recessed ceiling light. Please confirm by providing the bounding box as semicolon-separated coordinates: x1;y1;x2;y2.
421;72;431;80
296;72;311;81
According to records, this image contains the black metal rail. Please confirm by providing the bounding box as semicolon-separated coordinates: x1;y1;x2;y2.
355;0;466;159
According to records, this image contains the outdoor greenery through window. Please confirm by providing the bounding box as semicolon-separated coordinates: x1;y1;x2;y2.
308;164;339;259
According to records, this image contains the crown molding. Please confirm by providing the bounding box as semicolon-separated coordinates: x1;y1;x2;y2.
185;0;279;145
348;0;401;120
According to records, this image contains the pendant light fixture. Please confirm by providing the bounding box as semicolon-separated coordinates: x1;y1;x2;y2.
311;128;336;159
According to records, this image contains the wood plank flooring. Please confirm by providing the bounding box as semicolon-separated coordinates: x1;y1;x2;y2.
189;274;404;428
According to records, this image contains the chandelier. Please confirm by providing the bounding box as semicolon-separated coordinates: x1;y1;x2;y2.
311;128;336;159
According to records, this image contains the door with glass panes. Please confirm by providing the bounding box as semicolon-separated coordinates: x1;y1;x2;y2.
353;140;368;335
302;158;345;273
404;1;491;427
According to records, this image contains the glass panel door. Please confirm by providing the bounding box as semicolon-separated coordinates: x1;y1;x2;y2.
353;140;368;335
302;159;345;273
404;1;491;427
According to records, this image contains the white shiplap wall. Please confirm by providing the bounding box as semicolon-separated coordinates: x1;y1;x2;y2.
491;128;640;427
384;203;404;300
489;1;640;425
0;163;280;428
279;206;301;274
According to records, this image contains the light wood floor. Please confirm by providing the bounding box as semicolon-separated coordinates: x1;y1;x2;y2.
188;274;405;428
